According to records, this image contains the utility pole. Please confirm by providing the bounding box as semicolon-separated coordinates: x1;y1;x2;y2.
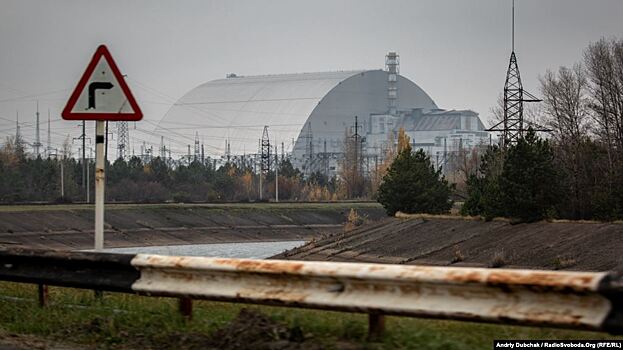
86;153;90;203
443;137;447;171
354;115;360;174
72;122;89;202
60;158;64;200
281;142;285;162
15;111;21;151
323;139;328;178
34;101;42;157
436;152;440;171
275;144;279;202
351;115;362;197
304;122;313;177
374;154;378;186
82;121;86;198
46;110;51;157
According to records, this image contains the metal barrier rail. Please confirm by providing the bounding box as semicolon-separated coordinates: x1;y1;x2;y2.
0;248;621;334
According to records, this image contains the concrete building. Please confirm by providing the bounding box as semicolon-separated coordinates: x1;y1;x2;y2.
366;109;489;172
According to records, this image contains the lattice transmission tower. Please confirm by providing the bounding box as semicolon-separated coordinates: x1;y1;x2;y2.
487;0;546;146
261;126;271;173
194;132;200;161
33;102;42;157
117;121;129;159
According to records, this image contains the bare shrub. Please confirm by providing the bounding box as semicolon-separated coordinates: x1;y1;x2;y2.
553;256;577;270
450;244;465;264
344;208;366;232
488;250;509;268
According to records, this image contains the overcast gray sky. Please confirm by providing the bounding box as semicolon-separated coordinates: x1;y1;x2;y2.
1;0;622;157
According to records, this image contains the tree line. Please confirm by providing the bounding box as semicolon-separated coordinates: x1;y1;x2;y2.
0;137;346;203
0;122;400;204
460;37;623;221
377;37;623;221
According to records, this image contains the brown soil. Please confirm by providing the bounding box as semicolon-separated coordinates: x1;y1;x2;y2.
0;309;369;350
273;216;623;271
190;308;327;350
0;331;85;350
0;205;385;250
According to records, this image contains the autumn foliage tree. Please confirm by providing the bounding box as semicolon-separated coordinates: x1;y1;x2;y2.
370;127;411;194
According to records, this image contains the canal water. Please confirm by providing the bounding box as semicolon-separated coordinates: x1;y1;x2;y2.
94;240;306;259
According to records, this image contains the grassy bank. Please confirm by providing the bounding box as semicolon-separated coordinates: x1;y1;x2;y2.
0;282;618;349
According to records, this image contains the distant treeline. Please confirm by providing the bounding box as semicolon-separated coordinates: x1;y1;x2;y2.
0;127;400;205
0;143;347;203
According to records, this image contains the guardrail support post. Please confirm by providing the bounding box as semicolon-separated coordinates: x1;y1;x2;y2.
37;284;48;307
179;298;192;320
367;313;385;340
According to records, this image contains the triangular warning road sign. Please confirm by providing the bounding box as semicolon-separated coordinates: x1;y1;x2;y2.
62;45;143;121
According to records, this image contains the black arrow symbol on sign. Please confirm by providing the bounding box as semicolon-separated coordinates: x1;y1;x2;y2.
88;82;114;109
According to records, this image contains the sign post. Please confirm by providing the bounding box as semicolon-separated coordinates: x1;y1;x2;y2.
94;120;105;250
62;45;142;251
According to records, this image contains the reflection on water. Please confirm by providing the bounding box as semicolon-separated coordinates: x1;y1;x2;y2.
93;240;306;259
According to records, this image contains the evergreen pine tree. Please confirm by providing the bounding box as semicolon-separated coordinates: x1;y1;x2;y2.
499;130;561;222
377;145;453;215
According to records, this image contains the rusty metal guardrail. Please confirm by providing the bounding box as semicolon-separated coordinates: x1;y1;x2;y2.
0;248;621;334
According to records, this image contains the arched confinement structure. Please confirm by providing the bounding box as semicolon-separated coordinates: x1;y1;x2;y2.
160;69;439;171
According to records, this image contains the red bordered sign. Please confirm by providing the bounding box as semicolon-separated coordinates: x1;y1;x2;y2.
62;45;143;121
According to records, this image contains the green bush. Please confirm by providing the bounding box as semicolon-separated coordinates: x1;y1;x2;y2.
499;131;561;222
461;146;505;219
462;130;561;222
377;146;453;216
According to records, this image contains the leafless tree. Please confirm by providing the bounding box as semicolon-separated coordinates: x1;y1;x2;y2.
584;38;623;166
540;64;591;143
540;64;594;217
338;128;366;199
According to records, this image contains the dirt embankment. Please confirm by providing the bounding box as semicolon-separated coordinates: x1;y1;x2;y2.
0;203;385;250
274;216;623;271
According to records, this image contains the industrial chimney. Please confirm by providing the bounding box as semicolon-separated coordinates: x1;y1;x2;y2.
385;52;399;115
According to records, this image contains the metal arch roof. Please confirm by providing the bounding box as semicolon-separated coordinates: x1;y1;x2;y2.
157;70;439;156
158;70;366;154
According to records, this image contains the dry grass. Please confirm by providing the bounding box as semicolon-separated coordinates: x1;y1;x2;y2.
396;212;623;225
395;211;488;221
553;256;577;270
488;250;509;268
344;209;367;232
450;245;465;264
0;202;383;213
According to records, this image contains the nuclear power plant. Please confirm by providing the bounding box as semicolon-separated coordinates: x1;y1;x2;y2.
159;52;490;176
